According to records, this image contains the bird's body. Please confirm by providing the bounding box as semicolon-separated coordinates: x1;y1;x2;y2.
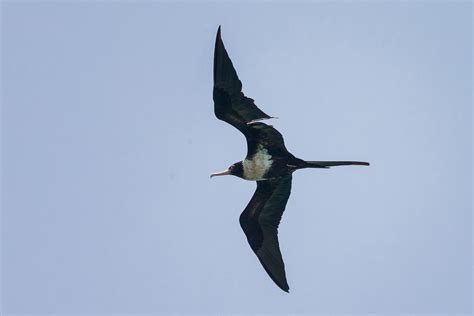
242;144;273;180
211;26;369;292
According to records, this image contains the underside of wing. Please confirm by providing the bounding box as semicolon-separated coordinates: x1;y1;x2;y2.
245;122;290;157
239;175;293;292
213;26;272;134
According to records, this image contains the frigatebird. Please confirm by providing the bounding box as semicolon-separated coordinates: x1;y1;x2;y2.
210;26;369;293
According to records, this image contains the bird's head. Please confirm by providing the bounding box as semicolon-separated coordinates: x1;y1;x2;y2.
210;161;243;179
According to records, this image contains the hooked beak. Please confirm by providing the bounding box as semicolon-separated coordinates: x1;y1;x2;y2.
210;168;231;178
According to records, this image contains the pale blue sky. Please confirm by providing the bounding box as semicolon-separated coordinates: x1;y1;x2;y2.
2;1;472;315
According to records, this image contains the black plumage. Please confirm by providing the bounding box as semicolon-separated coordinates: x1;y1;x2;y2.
211;26;369;292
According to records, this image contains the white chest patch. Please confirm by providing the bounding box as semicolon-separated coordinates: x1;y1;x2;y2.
243;145;273;180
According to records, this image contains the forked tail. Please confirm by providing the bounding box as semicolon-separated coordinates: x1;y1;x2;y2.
304;160;370;168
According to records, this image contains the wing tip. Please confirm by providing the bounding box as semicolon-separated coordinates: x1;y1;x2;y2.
214;26;224;82
278;280;290;293
215;25;223;46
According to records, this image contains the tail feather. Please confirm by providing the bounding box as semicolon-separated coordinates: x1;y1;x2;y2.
305;161;370;168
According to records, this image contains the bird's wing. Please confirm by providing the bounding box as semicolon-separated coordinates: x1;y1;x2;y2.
244;121;290;157
213;26;271;131
213;27;289;156
239;175;292;292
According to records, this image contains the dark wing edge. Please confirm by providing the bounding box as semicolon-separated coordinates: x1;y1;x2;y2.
213;26;272;133
239;175;293;292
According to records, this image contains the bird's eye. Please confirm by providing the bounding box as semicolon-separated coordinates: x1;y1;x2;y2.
229;165;234;170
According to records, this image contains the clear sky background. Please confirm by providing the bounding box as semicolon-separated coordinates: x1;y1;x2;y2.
2;1;472;315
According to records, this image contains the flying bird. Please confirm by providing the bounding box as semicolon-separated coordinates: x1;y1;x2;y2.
211;26;369;293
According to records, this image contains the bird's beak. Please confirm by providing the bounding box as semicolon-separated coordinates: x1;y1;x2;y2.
210;168;231;178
